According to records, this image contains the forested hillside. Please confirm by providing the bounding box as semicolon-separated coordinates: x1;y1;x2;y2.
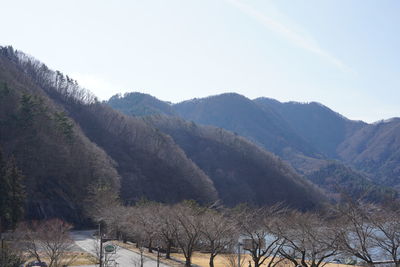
145;115;325;209
0;47;120;223
173;93;321;159
108;92;176;117
307;162;396;202
3;44;398;225
60;103;218;205
107;92;400;201
0;46;220;224
338;119;400;189
254;98;366;158
1;47;331;224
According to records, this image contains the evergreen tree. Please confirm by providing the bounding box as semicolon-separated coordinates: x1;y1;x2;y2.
0;146;9;232
0;148;25;231
4;156;25;229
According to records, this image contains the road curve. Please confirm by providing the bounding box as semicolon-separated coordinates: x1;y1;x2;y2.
71;230;171;267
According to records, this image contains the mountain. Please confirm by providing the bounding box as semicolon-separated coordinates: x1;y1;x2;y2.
4;44;397;224
254;98;366;159
338;119;400;189
144;115;325;209
0;46;218;223
307;162;396;202
171;94;400;191
0;47;119;223
0;46;328;224
59;103;218;205
255;98;400;190
107;92;176;117
173;93;322;160
106;92;399;201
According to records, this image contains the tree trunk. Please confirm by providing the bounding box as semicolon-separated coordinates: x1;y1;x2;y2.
185;257;191;267
209;254;215;267
166;241;172;259
148;240;153;253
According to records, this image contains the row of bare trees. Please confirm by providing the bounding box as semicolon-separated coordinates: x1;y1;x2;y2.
91;197;400;267
1;199;399;267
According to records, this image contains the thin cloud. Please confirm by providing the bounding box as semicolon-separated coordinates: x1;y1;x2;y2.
224;0;353;73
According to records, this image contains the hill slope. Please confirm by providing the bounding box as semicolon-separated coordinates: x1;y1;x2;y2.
254;97;366;159
338;119;400;189
173;93;324;158
0;47;120;223
107;92;399;201
145;115;325;209
0;46;218;223
107;92;176;117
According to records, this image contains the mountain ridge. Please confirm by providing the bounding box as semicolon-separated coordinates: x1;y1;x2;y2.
106;91;399;200
0;46;329;223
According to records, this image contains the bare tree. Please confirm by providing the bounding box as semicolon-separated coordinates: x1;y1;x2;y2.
233;205;285;267
85;183;120;225
222;244;246;267
277;210;341;267
157;204;177;259
134;202;162;253
200;209;238;267
0;236;27;267
171;201;204;267
368;205;400;267
130;246;147;267
16;219;76;267
335;202;380;266
120;206;146;248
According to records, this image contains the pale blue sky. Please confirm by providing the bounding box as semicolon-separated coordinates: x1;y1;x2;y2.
1;0;399;122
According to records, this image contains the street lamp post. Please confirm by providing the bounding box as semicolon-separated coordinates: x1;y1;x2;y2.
99;223;113;267
99;224;103;267
238;242;242;267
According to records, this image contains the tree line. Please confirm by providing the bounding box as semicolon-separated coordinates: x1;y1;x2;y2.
2;187;400;267
88;188;400;267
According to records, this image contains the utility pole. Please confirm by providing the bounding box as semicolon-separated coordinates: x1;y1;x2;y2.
140;248;144;267
99;224;103;267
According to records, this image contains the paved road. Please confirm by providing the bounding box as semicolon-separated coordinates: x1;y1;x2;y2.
71;231;171;267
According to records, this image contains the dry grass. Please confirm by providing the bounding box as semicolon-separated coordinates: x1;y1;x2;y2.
115;241;183;267
25;252;95;266
169;252;357;267
114;242;358;267
170;252;257;267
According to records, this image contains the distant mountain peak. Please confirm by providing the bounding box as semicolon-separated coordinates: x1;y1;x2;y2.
107;91;175;116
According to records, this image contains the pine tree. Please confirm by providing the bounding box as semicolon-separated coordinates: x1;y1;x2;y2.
0;146;9;232
0;148;25;231
4;156;25;229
